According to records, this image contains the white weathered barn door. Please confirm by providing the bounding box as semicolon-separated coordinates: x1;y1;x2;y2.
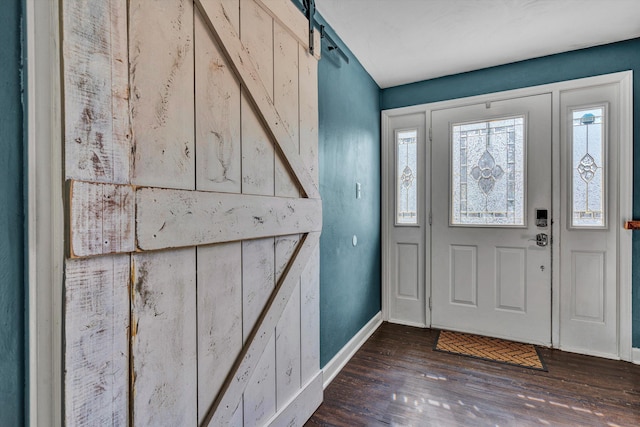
62;0;322;425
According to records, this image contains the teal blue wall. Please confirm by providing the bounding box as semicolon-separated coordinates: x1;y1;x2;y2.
0;0;26;424
314;15;382;366
381;38;640;347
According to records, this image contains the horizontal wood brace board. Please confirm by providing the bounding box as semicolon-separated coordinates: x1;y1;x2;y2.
195;0;321;200
136;187;322;251
68;180;135;258
67;180;322;256
202;231;321;426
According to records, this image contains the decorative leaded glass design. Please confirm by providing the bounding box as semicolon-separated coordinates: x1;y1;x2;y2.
451;117;525;226
571;107;605;227
396;129;418;224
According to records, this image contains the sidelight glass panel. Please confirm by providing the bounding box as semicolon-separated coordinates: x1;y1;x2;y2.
396;129;418;224
571;107;606;228
451;116;525;226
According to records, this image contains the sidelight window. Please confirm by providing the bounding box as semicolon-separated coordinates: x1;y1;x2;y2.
570;106;606;228
396;129;418;225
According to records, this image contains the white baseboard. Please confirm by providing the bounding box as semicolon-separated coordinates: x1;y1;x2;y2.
632;348;640;365
322;312;383;389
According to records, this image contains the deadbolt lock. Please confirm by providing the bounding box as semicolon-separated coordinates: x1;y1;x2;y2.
535;233;548;247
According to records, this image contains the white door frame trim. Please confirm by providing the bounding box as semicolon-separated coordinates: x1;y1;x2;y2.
27;0;64;424
381;71;634;362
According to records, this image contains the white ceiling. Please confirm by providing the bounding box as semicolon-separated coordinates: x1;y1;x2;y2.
315;0;640;88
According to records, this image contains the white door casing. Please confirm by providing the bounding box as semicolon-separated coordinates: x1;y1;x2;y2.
431;94;552;345
62;0;323;426
381;72;633;360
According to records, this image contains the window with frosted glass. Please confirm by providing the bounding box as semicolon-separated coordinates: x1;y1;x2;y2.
571;107;606;228
396;129;418;224
451;117;526;226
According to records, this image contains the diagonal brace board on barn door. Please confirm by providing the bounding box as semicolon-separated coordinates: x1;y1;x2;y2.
200;231;321;427
195;0;320;200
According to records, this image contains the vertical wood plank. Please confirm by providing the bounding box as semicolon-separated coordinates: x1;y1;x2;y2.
242;236;277;426
229;397;244;427
195;6;241;193
63;0;130;183
129;0;195;189
110;0;131;182
299;41;321;386
274;23;300;198
221;0;240;34
275;234;302;408
242;237;275;342
275;278;301;409
275;235;300;282
243;335;277;426
299;44;319;187
240;0;273;100
197;242;242;424
131;248;197;426
241;0;275;196
300;244;321;383
64;255;129;426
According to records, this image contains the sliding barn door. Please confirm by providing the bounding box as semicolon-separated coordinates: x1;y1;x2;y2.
62;0;322;425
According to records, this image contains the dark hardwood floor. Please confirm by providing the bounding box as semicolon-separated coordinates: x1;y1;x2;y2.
306;323;640;427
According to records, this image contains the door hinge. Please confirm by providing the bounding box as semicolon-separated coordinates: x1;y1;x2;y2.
428;211;432;226
428;297;432;310
429;127;432;142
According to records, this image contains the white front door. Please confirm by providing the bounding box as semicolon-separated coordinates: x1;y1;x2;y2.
431;94;552;345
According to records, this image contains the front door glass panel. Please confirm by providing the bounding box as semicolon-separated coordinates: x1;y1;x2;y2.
451;116;526;226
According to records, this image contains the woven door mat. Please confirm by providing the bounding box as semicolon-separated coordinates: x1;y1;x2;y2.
433;330;547;371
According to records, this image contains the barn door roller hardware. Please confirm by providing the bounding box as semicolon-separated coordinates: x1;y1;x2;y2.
302;0;349;64
320;24;349;64
304;0;316;56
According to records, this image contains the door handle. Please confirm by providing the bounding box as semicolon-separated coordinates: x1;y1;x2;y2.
529;233;548;247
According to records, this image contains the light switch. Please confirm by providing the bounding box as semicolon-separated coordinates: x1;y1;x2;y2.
352;235;358;246
356;182;361;199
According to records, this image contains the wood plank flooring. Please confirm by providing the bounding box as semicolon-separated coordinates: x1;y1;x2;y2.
306;323;640;427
